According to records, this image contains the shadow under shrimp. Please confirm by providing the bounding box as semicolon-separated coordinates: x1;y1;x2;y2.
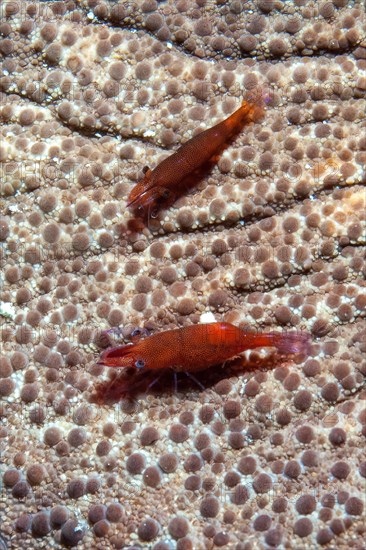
89;351;288;405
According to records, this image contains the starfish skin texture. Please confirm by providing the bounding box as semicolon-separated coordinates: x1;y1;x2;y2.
0;1;365;548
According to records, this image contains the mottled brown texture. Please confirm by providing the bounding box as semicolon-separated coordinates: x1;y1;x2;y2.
0;0;365;548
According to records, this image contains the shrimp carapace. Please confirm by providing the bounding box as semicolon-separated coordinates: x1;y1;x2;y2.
98;322;311;373
127;96;265;216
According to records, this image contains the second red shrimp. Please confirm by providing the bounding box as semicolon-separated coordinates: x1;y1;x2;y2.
127;96;264;215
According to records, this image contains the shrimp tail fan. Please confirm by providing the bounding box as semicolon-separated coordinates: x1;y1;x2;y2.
269;331;311;355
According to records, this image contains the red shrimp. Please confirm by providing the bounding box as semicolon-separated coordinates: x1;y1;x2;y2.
98;322;310;373
91;323;310;402
127;96;264;216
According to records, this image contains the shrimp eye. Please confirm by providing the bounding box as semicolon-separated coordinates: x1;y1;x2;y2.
135;359;145;369
162;189;170;199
